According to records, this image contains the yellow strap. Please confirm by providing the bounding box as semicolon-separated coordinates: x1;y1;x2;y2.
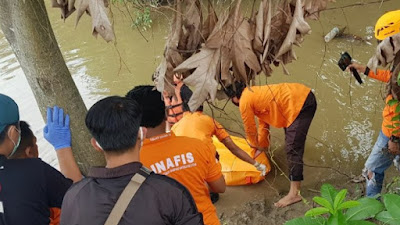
104;173;146;225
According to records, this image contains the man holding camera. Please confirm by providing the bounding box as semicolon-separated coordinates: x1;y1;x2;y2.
347;10;400;197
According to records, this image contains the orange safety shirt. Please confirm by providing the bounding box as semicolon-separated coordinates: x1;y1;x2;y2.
140;132;222;225
49;207;61;225
366;69;400;137
239;84;311;148
171;111;230;150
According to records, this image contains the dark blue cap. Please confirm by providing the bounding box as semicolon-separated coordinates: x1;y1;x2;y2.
0;94;19;133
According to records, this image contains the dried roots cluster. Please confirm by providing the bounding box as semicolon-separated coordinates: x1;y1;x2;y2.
52;0;114;42
53;0;335;111
154;0;333;111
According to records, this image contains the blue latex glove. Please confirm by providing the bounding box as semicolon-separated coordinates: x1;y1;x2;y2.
43;106;71;150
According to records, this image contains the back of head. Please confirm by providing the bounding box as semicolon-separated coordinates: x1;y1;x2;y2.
11;121;36;159
126;85;165;128
375;10;400;40
0;94;19;146
223;81;246;99
180;85;193;112
85;96;142;154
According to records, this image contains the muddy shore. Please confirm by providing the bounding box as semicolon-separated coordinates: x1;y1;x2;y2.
216;163;398;225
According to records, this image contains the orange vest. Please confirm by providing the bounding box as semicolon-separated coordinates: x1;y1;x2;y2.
367;69;400;137
49;207;61;225
164;82;185;125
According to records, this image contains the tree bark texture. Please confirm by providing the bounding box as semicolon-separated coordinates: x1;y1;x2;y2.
0;0;105;174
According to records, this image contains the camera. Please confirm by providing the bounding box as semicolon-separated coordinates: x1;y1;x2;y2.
338;52;363;84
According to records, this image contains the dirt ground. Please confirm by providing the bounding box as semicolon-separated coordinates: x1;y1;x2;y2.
215;166;398;225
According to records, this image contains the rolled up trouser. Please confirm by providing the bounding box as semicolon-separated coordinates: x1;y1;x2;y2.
363;131;392;197
284;91;317;181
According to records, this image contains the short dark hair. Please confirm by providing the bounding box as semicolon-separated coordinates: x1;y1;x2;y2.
126;85;165;128
224;82;246;99
85;96;142;154
0;123;18;145
180;85;193;112
12;121;35;158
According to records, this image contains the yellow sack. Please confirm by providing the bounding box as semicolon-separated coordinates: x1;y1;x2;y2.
213;136;271;186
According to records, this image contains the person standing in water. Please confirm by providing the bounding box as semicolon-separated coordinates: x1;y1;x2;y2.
347;10;400;198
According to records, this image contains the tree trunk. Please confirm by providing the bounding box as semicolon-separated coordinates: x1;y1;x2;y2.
0;0;105;174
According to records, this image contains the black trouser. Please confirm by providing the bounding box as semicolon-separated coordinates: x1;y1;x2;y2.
284;91;317;181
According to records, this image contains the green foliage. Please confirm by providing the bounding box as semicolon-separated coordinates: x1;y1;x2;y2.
327;211;346;225
385;176;400;195
376;211;398;225
397;71;400;86
285;184;400;225
376;194;400;224
310;184;360;217
112;0;156;31
284;216;326;225
396;104;400;113
386;98;400;134
305;207;330;217
345;198;383;221
391;115;400;122
346;221;377;225
321;183;338;206
388;99;398;106
284;184;397;225
133;6;152;31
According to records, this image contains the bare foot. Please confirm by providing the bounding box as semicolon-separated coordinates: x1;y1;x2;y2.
274;193;302;208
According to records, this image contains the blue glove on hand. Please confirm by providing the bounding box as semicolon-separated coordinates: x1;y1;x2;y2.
43;106;71;151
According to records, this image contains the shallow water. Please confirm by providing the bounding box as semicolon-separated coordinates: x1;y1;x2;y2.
0;0;397;177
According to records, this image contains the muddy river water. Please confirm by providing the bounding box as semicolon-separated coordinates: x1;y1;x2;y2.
0;0;398;220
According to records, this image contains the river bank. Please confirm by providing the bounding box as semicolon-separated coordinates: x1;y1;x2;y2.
216;160;398;224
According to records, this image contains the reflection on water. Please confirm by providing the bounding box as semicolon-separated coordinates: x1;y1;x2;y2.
0;0;397;174
343;119;375;162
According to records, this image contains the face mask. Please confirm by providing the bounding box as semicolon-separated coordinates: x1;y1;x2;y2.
139;127;144;149
231;98;239;107
8;127;21;158
95;140;104;151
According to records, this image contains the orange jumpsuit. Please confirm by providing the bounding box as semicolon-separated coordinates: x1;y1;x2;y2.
239;83;311;148
239;83;316;181
171;111;230;155
141;132;222;225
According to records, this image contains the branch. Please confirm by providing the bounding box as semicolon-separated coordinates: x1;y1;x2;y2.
317;0;393;14
122;0;149;42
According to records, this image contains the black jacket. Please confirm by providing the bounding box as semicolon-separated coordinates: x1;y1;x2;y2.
60;162;204;225
0;155;72;225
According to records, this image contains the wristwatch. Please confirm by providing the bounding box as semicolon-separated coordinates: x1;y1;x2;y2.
390;135;400;143
364;67;370;76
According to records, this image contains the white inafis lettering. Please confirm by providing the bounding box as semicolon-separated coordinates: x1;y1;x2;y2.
149;152;195;174
166;158;175;169
186;152;194;163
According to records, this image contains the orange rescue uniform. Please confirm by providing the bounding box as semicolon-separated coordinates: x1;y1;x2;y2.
366;69;400;137
171;111;230;150
239;83;311;148
140;132;222;225
49;207;61;225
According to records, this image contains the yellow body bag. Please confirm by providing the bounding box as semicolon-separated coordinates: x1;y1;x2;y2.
213;136;271;186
